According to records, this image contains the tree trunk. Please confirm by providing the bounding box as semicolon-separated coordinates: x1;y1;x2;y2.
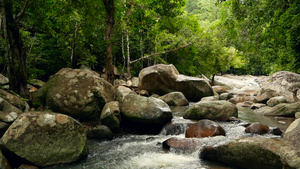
126;27;131;79
102;0;115;84
1;0;28;98
121;32;125;74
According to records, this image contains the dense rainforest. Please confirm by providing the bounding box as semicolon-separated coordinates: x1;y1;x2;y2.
0;0;299;98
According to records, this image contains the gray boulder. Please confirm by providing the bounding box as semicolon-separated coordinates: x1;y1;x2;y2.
159;92;189;106
263;102;300;116
267;96;286;107
138;64;214;101
0;89;29;112
183;100;238;121
33;68;115;121
281;118;300;168
254;88;278;103
0;111;88;167
118;92;172;134
100;101;121;133
200;137;284;169
257;71;300;103
120;93;172;125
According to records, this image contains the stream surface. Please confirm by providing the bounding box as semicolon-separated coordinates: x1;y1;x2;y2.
49;104;292;169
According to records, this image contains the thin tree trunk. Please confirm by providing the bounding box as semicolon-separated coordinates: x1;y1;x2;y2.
121;32;125;74
124;0;133;79
126;27;131;79
1;0;28;98
102;0;115;84
71;21;79;68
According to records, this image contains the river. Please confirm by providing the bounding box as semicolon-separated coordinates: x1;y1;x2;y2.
49;103;293;169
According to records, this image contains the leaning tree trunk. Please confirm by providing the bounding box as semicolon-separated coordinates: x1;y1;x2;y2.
102;0;115;84
1;0;28;98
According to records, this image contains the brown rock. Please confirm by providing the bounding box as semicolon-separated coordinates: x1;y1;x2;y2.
245;122;270;135
162;137;202;152
185;119;225;138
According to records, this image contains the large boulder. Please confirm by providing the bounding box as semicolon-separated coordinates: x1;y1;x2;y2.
0;112;88;167
200;137;284;169
257;71;300;103
254;88;278;104
185;119;225;138
281;118;300;168
0;89;29;112
267;96;286;107
263;102;300;116
183;100;238;121
138;64;214;101
100;101;121;133
159;92;189;106
33;68;115;121
119;93;172;133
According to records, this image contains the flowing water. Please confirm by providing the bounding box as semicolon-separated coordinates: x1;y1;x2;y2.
49;104;292;169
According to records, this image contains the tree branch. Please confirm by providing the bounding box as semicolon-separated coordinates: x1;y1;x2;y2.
16;0;30;23
130;42;193;64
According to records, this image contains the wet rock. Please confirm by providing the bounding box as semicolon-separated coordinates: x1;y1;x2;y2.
100;101;121;133
281;118;300;168
185;119;225;138
0;111;88;167
159;92;189;106
269;127;283;136
138;64;214;101
162;137;202;152
162;120;195;135
119;93;172;133
184;100;238;121
251;103;266;109
228;96;254;104
219;93;233;100
200;96;219;101
212;86;228;94
267;96;287;107
263;102;300;116
245;122;270;135
200;137;284;169
86;125;113;140
227;116;242;123
33;68;115;121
